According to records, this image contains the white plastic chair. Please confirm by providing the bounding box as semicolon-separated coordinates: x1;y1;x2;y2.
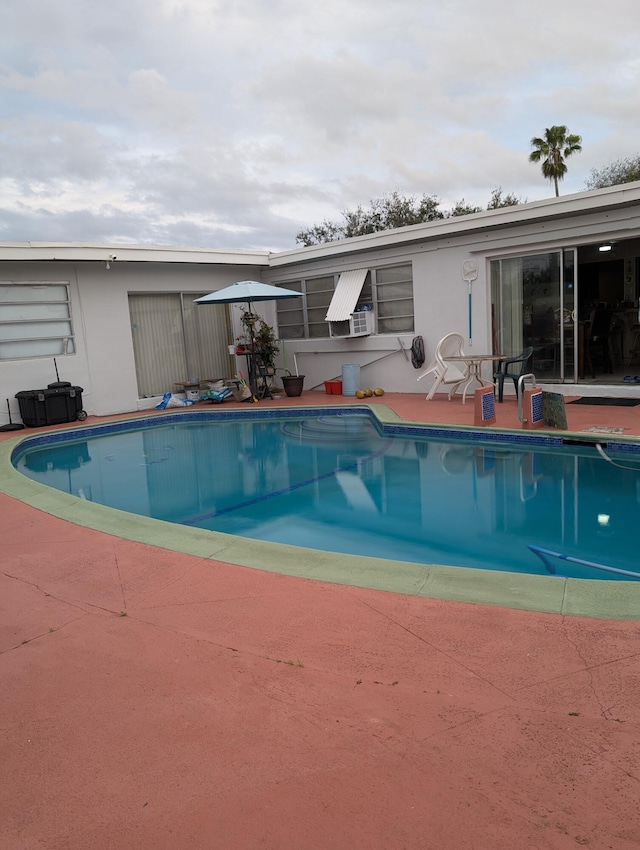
417;333;470;400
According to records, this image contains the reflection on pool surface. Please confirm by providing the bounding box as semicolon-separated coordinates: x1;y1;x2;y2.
13;410;640;580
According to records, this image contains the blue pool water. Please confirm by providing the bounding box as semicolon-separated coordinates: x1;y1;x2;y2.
12;409;640;580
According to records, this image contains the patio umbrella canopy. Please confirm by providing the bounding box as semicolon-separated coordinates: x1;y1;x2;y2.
195;280;302;399
194;280;302;306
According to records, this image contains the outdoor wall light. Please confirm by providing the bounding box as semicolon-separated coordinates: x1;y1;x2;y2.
598;243;613;252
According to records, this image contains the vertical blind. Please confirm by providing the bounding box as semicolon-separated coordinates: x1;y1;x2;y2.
491;258;525;356
129;293;231;398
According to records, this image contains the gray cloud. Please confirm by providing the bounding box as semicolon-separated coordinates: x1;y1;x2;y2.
0;0;638;250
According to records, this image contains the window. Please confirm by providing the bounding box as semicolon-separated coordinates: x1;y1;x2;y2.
274;281;305;339
0;282;75;361
306;276;336;338
276;264;413;339
129;293;231;397
374;265;413;334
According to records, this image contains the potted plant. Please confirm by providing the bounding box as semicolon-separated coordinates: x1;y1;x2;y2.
281;373;305;397
238;310;258;352
279;369;305;397
239;309;279;374
252;317;280;375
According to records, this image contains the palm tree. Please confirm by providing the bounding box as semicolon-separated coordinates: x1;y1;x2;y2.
529;126;582;196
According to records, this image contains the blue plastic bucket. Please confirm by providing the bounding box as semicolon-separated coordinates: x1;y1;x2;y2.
341;364;361;396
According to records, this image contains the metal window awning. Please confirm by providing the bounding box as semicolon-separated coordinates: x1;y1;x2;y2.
325;269;368;322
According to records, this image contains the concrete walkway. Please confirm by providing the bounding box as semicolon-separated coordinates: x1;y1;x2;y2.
2;392;640;849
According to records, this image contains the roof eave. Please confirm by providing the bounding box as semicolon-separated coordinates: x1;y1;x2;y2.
0;242;270;265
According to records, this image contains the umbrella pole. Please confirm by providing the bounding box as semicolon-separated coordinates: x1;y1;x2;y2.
246;302;259;402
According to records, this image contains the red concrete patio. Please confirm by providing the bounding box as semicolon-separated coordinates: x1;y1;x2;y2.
1;391;640;849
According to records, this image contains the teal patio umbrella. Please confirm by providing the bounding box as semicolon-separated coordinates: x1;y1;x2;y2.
195;281;302;399
194;280;302;307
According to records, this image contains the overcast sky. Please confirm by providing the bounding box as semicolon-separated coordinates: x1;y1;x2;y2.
1;0;638;251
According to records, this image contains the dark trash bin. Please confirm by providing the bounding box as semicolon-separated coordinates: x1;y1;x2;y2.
15;383;86;427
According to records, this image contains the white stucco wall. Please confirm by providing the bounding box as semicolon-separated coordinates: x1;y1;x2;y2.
260;244;489;395
262;193;640;395
2;184;640;422
0;260;267;418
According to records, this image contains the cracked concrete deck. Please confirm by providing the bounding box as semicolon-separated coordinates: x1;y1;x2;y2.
1;392;640;849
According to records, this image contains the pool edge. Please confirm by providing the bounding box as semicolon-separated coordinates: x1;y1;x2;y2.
2;408;640;620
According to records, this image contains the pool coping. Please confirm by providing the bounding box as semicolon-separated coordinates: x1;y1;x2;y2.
3;403;640;620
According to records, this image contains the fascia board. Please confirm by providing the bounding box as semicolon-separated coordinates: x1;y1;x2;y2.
0;242;270;265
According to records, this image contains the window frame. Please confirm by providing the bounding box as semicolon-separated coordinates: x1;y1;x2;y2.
128;291;232;398
0;282;75;361
276;263;413;340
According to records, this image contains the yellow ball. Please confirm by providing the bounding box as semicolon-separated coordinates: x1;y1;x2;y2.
364;388;373;397
373;388;385;396
355;389;366;399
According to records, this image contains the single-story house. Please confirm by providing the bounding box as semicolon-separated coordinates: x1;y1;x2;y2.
1;181;640;423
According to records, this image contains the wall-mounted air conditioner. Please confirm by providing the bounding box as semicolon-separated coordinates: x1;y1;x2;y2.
328;310;374;339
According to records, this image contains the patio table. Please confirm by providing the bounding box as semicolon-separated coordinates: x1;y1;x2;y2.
443;354;506;404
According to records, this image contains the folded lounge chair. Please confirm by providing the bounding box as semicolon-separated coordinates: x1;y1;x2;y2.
417;332;470;400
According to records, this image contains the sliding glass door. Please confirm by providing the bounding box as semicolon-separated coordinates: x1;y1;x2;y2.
491;249;577;382
129;293;232;398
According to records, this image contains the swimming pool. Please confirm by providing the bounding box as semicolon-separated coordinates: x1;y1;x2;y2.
11;407;640;582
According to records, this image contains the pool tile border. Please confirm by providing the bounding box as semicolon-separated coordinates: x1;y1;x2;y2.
11;403;640;459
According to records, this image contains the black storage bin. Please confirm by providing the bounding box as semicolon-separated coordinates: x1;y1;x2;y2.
15;383;86;427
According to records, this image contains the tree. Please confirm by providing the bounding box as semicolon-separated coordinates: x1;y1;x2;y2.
294;219;344;247
295;188;525;245
448;199;482;217
295;191;443;246
585;155;640;190
486;187;523;208
529;126;582;196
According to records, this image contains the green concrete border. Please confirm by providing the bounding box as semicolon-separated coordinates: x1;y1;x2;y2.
2;406;640;620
